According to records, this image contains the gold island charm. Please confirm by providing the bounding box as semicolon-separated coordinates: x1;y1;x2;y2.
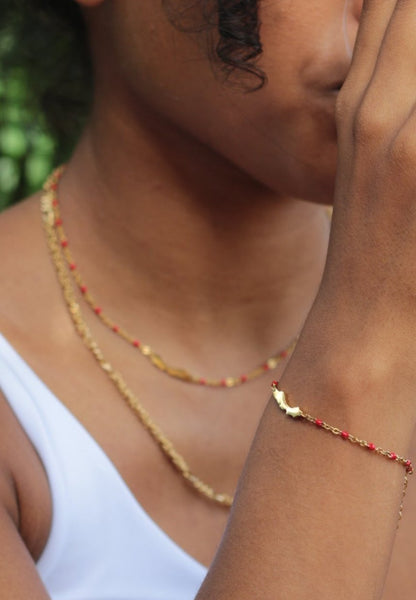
271;381;302;418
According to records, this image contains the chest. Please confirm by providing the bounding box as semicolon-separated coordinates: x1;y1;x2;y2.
6;328;416;593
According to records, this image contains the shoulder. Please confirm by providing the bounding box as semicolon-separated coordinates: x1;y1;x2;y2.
0;193;72;349
0;195;57;560
0;194;46;335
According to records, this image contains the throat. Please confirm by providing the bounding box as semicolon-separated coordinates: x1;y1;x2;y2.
55;134;331;375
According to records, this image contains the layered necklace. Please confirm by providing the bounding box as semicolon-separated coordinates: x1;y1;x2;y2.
40;166;297;506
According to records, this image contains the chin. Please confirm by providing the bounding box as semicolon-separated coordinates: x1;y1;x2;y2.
264;157;337;205
286;179;335;206
296;149;338;205
303;167;337;205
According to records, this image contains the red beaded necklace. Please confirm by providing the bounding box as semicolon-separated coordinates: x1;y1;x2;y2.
47;165;298;388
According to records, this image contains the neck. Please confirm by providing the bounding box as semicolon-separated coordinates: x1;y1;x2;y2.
58;94;330;373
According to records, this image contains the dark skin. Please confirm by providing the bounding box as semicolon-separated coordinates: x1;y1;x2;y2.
0;0;416;597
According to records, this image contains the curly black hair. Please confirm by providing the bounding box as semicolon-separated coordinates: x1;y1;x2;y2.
0;0;263;151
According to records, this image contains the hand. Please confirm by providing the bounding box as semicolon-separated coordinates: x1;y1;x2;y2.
289;1;416;414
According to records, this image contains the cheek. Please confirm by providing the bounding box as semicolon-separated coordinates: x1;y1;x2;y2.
106;1;219;108
105;0;338;202
215;92;338;202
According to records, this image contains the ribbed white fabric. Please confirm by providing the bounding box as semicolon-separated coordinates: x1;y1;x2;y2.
0;332;207;600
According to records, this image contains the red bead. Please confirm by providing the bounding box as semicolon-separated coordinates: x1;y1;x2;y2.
94;307;102;315
80;285;87;294
241;374;248;383
55;218;63;226
263;363;270;371
69;263;76;271
52;199;58;207
315;419;323;427
50;183;58;191
220;378;227;387
341;431;349;439
368;443;376;451
199;378;207;386
390;453;397;461
405;460;411;468
132;340;140;347
112;325;119;332
61;240;68;248
271;380;279;387
280;350;288;358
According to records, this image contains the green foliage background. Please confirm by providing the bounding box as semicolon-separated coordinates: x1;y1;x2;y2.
0;1;88;211
0;28;56;210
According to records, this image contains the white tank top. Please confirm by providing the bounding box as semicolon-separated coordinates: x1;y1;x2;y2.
0;333;207;599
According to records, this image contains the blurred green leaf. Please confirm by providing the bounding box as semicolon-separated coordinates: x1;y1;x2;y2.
0;156;19;195
1;104;30;124
0;17;79;208
32;131;55;155
0;31;14;54
0;125;28;158
25;154;53;190
5;75;27;102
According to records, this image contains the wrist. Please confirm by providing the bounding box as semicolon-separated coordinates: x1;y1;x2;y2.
279;309;416;456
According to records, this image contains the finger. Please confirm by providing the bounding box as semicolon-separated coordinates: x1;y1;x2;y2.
362;2;416;121
343;0;397;100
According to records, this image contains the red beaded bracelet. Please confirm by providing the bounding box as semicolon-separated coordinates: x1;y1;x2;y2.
271;381;414;527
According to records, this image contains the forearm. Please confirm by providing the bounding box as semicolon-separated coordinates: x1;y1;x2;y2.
196;327;416;599
201;0;416;594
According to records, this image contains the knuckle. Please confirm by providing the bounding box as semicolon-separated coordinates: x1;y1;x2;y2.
351;101;392;146
388;130;416;170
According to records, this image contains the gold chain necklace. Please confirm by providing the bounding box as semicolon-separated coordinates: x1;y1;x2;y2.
47;165;297;388
41;175;238;507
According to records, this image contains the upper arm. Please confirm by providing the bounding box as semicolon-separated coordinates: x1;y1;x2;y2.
0;500;51;599
0;391;51;599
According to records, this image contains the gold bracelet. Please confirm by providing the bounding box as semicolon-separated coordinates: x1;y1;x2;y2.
271;381;414;527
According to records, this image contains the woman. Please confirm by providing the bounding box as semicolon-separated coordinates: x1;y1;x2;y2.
0;0;415;597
